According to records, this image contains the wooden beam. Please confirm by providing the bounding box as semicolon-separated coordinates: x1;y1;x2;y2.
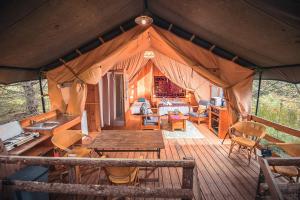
119;25;125;33
0;180;193;199
0;155;195;168
249;115;300;138
75;49;82;55
98;36;105;44
189;35;195;41
231;56;238;61
209;45;216;51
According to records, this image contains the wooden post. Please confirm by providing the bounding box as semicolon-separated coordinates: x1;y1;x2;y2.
182;157;195;200
39;74;46;113
255;70;262;115
68;165;77;200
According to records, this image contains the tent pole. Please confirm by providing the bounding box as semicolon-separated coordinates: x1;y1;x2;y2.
39;74;46;113
255;71;262;115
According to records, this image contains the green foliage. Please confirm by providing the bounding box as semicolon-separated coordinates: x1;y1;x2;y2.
252;80;300;143
0;80;50;124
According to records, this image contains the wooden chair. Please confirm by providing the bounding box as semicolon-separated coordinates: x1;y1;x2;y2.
228;121;266;165
101;155;140;186
51;130;91;157
270;143;300;183
189;100;209;125
51;130;92;182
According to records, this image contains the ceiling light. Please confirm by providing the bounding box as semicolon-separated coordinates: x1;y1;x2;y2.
144;51;155;59
135;15;153;26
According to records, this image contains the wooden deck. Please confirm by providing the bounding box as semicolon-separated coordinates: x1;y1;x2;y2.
49;115;260;200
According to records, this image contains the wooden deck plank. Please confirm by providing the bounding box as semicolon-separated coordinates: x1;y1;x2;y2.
178;138;236;200
174;138;225;200
190;138;253;200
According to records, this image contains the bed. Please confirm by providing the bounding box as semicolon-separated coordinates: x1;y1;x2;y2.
130;99;151;114
157;99;191;116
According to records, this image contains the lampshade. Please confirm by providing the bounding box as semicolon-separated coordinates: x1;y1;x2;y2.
135;15;153;26
144;50;155;59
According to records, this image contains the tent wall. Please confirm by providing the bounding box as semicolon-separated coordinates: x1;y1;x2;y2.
129;61;153;102
47;25;254;124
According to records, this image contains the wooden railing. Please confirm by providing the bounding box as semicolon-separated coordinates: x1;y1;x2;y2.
0;155;198;200
258;157;300;200
247;115;300;143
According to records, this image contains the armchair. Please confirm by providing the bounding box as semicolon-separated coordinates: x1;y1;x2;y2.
228;121;266;165
141;113;161;130
140;103;160;130
189;100;209;124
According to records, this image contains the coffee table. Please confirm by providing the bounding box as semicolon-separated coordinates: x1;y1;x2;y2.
168;112;189;131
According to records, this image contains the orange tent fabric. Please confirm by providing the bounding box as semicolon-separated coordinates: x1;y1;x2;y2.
47;25;254;122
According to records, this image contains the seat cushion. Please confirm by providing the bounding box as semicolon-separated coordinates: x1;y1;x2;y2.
232;137;256;147
272;166;299;177
143;117;159;125
107;167;139;184
189;112;208;118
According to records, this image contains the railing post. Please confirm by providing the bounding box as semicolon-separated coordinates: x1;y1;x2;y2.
68;165;78;200
182;157;195;200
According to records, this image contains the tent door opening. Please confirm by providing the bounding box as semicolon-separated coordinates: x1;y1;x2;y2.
113;73;125;126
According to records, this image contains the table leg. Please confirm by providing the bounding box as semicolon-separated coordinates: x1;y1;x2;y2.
221;132;229;144
157;148;161;159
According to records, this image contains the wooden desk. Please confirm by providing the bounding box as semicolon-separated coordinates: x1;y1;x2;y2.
87;130;165;158
12;111;81;156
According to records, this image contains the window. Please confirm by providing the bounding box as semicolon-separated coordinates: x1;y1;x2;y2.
0;79;50;124
252;80;300;142
210;85;223;98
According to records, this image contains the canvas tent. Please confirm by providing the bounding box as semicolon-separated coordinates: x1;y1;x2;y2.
0;0;299;123
0;0;299;85
46;25;253;123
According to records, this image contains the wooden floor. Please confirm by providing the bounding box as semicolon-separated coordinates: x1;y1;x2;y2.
49;115;260;200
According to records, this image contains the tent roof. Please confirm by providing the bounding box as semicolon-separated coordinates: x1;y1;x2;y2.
0;0;299;84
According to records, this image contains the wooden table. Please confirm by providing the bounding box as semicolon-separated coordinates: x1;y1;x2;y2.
87;130;165;159
168;112;189;131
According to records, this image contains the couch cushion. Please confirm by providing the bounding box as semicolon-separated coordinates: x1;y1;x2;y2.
189;112;208;117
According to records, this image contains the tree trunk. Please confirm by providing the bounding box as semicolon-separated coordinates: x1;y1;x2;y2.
23;81;38;115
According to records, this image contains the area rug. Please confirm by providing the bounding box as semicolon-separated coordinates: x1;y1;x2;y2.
162;120;205;139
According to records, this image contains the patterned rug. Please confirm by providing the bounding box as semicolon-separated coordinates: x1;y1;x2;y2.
162;120;205;139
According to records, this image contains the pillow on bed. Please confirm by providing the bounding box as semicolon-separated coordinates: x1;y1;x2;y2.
140;103;152;116
137;97;146;102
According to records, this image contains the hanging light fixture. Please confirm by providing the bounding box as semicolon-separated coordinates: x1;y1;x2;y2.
144;50;155;59
135;15;153;26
